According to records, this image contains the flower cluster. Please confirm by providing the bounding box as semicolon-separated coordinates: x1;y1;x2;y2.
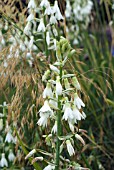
0;102;16;168
65;0;93;44
36;37;86;168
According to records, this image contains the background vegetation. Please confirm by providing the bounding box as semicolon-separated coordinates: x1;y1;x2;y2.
0;0;114;169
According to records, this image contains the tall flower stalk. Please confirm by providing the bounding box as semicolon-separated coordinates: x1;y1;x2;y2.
24;0;87;169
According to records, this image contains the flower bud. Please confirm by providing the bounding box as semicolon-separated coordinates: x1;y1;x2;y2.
0;119;3;131
60;37;68;46
56;76;62;96
32;157;43;164
42;70;50;82
25;149;36;160
68;49;76;58
49;64;59;74
64;78;70;89
72;77;81;90
75;134;85;146
61;41;71;54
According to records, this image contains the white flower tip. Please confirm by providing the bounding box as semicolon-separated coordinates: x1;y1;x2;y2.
25;149;36;160
75;134;85;146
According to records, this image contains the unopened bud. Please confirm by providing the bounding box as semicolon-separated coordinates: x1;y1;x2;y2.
25;149;36;160
72;77;81;90
42;70;50;82
32;157;43;164
64;78;70;89
68;49;76;58
75;134;85;146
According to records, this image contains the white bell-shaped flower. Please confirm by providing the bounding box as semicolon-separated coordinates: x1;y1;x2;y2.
28;0;36;9
27;13;34;22
39;100;53;114
43;164;55;170
45;3;52;15
29;36;34;50
68;120;75;132
8;149;15;162
5;131;14;143
53;1;64;20
37;112;49;127
40;0;49;8
56;76;62;96
72;105;83;122
43;82;53;98
24;22;32;35
74;93;85;110
66;140;75;156
50;14;57;24
0;153;8;167
51;121;57;133
37;18;46;32
62;102;73;121
46;32;50;46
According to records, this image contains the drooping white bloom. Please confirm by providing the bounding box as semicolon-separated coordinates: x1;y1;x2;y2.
53;39;57;50
43;82;53;98
52;25;58;36
46;31;50;46
37;18;46;32
50;14;57;24
51;121;57;133
8;149;15;162
37;113;49;127
62;102;73;121
38;101;53;127
29;36;34;49
65;0;72;18
5;131;14;143
0;119;3;131
45;3;52;15
28;0;36;9
39;100;53;114
0;153;8;167
53;1;64;20
74;93;85;110
43;164;55;170
68;120;75;132
66;140;75;156
27;13;34;22
72;105;83;122
56;76;62;96
49;64;59;74
24;22;32;35
40;0;49;8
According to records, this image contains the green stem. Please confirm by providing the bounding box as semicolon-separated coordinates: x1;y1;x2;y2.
55;66;63;170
